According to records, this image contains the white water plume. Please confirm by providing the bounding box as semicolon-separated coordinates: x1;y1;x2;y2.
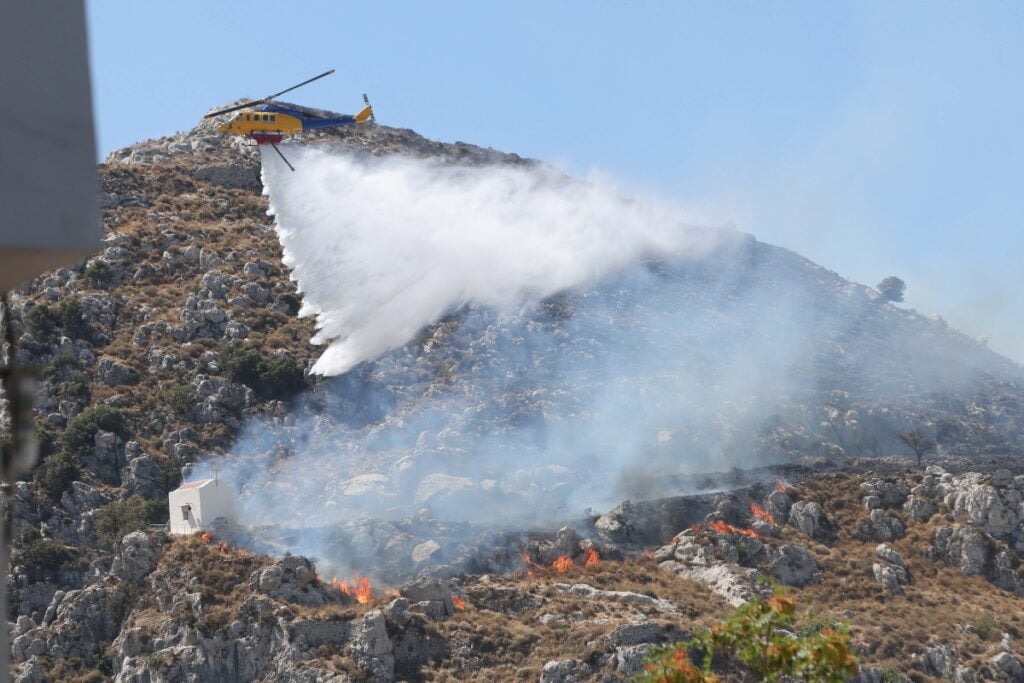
261;146;723;375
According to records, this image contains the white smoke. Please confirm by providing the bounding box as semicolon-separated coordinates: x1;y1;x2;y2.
198;141;1017;578
261;146;722;375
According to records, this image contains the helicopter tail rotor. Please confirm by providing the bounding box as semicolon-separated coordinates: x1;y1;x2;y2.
356;93;375;124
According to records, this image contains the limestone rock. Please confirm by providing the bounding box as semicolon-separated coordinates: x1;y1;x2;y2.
767;544;821;586
788;501;837;545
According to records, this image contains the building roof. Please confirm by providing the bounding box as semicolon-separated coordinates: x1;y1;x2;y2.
175;478;215;491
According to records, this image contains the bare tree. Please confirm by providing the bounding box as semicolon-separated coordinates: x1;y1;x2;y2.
898;428;936;468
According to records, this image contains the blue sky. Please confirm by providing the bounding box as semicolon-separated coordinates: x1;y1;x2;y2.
86;1;1024;361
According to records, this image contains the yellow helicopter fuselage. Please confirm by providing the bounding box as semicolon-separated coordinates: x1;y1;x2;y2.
217;110;303;137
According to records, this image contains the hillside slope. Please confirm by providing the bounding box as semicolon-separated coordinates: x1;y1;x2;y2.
4;112;1024;682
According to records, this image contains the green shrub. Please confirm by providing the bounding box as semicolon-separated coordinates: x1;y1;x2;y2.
24;304;60;344
57;377;92;403
24;298;93;345
274;292;301;316
94;496;165;546
221;342;307;401
35;426;58;461
16;539;77;577
637;592;858;683
221;344;263;388
976;616;1002;642
164;384;197;417
62;405;127;457
37;452;79;501
57;297;91;339
85;259;114;288
258;355;307;400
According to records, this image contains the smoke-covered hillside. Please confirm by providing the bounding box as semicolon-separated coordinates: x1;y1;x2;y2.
189;131;1024;554
7;108;1024;682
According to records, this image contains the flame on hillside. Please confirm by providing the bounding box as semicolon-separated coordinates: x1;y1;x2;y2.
522;549;604;578
750;502;775;525
775;480;790;493
453;595;467;610
330;576;373;604
200;532;212;543
552;556;573;573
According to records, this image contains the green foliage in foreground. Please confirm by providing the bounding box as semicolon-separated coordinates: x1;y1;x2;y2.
636;592;858;683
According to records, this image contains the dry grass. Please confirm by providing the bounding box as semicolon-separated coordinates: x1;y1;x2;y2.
779;472;1024;676
155;534;272;635
422;557;731;681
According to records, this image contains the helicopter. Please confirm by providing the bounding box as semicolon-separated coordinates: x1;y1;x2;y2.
204;69;374;171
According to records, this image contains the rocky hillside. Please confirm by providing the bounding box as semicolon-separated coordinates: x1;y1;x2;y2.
4;110;1024;681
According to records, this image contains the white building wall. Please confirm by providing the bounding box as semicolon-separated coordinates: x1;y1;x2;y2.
168;488;201;535
168;480;235;535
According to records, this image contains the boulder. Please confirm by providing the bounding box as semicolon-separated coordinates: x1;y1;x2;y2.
250;556;331;607
856;509;906;542
765;489;793;521
872;563;905;596
788;501;836;544
110;531;159;582
348;610;395;681
767;545;821;586
97;359;138;386
903;494;938;523
929;526;992;577
121;452;165;499
540;659;594;683
920;643;957;678
991;651;1024;680
608;622;670;647
399;577;455;618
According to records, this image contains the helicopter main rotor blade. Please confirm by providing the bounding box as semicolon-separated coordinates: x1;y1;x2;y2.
203;69;336;119
204;99;267;119
263;68;335;102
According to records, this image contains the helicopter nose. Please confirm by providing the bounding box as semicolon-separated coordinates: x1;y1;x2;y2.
217;122;230;133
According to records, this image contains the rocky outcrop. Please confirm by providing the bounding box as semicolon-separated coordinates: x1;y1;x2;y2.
855;508;906;542
787;500;837;545
872;543;909;596
251;556;332;607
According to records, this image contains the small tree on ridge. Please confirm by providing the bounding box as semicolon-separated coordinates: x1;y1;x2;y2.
877;276;906;303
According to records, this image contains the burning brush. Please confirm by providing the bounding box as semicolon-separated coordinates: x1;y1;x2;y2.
521;547;603;578
328;576;374;605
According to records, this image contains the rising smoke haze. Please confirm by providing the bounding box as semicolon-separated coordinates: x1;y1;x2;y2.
193;143;1021;577
261;146;722;376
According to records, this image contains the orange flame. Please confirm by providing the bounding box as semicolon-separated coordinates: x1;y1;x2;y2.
750;502;776;525
775;480;789;493
584;547;600;567
709;520;760;538
332;576;374;605
200;532;212;543
453;595;466;610
218;542;229;556
552;556;573;573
